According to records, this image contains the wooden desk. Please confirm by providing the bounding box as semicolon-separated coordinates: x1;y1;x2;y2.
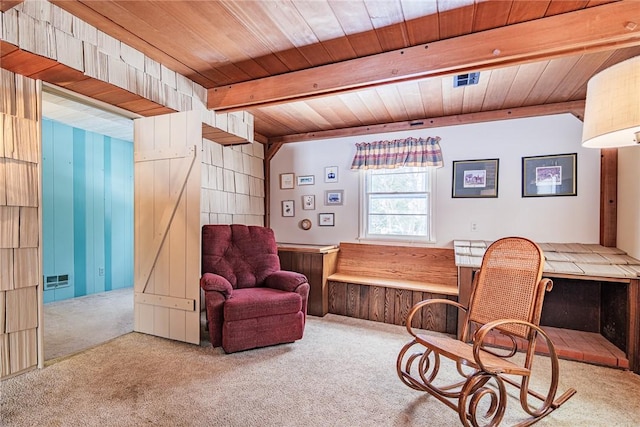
454;240;640;373
277;244;339;317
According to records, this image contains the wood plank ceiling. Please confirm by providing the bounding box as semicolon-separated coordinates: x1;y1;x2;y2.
28;1;640;143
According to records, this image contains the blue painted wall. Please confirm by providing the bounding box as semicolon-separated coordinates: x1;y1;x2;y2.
42;119;133;303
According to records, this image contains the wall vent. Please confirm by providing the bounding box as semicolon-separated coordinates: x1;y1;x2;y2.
44;274;70;290
454;72;480;87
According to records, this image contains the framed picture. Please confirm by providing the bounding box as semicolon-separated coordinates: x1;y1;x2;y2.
319;213;335;226
297;175;315;186
324;166;338;183
522;153;577;197
282;200;295;217
302;194;315;210
325;190;344;205
280;173;294;189
452;159;499;198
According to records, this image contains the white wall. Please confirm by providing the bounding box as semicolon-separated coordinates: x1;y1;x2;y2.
617;146;640;259
270;138;360;245
270;114;601;248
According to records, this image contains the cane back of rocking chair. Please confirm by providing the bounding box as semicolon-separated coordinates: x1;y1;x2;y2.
464;237;546;341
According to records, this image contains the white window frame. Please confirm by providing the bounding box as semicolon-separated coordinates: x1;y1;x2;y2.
358;167;436;243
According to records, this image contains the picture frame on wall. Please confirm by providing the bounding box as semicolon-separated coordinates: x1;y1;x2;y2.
297;175;315;186
522;153;577;197
324;166;338;183
319;213;335;226
282;200;295;217
325;190;344;205
302;195;315;210
280;173;294;189
452;159;499;198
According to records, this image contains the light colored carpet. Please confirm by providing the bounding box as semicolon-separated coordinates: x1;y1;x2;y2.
2;314;640;426
44;287;134;361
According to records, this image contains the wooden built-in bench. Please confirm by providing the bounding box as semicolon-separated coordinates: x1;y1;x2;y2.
327;242;459;334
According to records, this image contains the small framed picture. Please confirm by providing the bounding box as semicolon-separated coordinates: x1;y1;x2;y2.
280;173;294;189
325;190;343;206
319;213;334;226
297;175;315;186
324;166;338;183
302;195;315;210
282;200;295;217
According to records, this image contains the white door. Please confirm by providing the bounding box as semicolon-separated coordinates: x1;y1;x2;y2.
133;111;201;344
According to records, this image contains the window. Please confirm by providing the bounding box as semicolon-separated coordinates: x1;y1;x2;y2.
360;167;434;242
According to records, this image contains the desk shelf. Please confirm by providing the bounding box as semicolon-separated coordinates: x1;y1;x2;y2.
455;240;640;373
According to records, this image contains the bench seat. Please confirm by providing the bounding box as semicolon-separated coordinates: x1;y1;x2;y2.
327;272;458;295
327;242;459;334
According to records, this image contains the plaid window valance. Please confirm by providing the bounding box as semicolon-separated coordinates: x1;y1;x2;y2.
350;136;443;170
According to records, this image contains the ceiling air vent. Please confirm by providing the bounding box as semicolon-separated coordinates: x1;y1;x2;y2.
454;72;480;87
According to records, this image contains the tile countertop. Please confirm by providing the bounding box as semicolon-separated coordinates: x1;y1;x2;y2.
453;240;640;279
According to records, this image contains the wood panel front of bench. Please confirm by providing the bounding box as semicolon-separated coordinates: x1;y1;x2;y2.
326;242;459;334
328;281;458;334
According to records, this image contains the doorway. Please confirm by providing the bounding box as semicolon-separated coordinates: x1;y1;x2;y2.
41;85;137;360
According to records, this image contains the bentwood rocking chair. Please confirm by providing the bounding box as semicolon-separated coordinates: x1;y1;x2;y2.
396;237;576;426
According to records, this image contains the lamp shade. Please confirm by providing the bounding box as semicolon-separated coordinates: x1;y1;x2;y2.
582;55;640;148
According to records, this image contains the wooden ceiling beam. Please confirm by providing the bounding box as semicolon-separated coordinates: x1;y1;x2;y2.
266;101;586;144
0;1;23;13
265;141;284;162
208;2;640;111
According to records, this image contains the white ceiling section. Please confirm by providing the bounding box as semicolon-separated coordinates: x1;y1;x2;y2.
42;85;136;142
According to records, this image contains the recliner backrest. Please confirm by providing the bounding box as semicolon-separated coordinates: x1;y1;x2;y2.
201;225;281;289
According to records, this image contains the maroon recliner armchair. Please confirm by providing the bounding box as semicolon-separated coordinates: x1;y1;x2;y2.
200;224;309;353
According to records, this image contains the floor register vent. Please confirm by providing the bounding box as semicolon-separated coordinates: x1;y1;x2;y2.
44;274;70;290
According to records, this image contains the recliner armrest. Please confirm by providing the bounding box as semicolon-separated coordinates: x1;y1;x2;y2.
265;270;308;292
200;272;233;298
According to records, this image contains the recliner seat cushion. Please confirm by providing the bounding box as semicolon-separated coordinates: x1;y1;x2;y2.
224;287;302;322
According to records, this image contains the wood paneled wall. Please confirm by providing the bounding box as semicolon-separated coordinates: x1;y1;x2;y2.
41;120;134;302
1;69;42;379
